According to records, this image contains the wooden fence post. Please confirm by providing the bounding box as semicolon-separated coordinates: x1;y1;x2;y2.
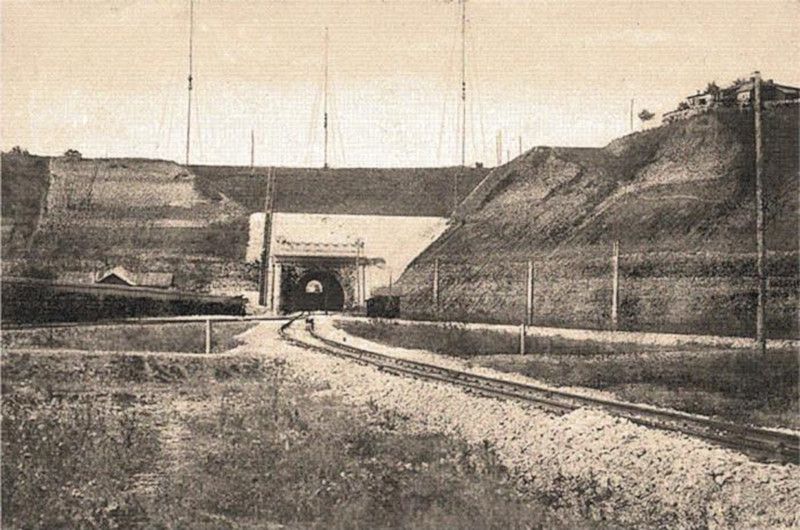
205;318;212;354
433;258;440;313
753;71;767;354
611;240;620;331
526;260;534;326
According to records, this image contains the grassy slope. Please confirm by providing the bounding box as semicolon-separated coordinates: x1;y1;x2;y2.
396;107;799;336
2;321;257;353
192;165;490;217
419;107;798;261
2;156;254;292
3;158;489;293
1;349;593;529
1;152;51;258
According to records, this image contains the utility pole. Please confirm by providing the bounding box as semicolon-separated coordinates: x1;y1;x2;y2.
452;0;467;214
526;260;534;326
753;71;767;353
460;0;467;167
258;168;276;306
629;98;634;133
518;135;522;157
433;258;440;312
323;27;329;169
611;240;620;331
250;129;255;170
185;0;194;166
496;130;502;166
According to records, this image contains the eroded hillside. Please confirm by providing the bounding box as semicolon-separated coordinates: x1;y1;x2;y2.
1;156;254;293
397;107;799;337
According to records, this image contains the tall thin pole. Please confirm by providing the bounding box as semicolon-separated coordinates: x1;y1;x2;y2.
518;135;522;157
355;241;362;308
258;169;276;306
185;0;194;166
753;71;767;353
452;0;466;214
611;240;620;331
526;260;534;326
323;27;329;169
460;0;467;167
629;98;634;133
433;258;440;311
250;129;255;170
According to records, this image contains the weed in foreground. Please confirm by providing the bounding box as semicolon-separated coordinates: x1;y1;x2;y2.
2;352;595;529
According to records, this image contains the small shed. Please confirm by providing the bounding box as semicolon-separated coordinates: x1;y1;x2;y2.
96;266;173;289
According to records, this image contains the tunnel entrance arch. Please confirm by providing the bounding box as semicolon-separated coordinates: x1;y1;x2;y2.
291;270;345;312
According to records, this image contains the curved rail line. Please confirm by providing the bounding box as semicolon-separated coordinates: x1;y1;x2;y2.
280;318;799;465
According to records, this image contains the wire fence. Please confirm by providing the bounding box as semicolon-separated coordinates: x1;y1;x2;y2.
394;246;799;339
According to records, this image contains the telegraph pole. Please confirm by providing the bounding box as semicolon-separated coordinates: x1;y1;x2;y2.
452;0;467;214
753;71;767;353
496;130;502;166
185;0;194;166
258;169;276;306
323;27;330;169
250;129;255;170
460;0;467;167
611;240;620;331
629;98;634;133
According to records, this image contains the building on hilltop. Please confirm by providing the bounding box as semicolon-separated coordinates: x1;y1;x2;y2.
663;76;799;124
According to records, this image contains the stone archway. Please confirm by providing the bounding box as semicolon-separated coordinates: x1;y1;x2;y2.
291;270;345;312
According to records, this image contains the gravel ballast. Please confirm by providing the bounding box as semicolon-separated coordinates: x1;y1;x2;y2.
239;321;799;529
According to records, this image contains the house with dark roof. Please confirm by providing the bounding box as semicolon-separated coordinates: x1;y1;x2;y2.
95;266;173;289
723;79;800;107
663;75;800;124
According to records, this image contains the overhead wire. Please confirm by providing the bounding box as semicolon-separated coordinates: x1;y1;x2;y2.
468;29;487;164
331;80;347;166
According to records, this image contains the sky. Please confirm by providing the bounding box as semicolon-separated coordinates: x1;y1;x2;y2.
2;0;799;167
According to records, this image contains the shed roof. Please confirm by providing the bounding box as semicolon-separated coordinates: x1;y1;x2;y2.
96;266;173;288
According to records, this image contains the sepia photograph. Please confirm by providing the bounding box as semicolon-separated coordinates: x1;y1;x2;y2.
1;0;799;528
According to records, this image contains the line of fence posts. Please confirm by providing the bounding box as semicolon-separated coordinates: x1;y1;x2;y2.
422;238;779;348
429;242;623;345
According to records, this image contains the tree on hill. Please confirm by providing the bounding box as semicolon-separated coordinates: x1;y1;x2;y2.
677;101;690;111
705;81;721;99
638;109;655;123
9;145;29;156
730;77;749;89
64;149;82;160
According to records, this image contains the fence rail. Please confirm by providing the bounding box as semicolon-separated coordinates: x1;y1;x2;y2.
395;246;799;340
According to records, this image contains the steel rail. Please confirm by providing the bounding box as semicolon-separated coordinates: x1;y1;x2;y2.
280;320;799;465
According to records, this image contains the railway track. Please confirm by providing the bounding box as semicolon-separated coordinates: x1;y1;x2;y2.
280;316;799;465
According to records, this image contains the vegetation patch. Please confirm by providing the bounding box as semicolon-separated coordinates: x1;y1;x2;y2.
2;321;257;354
337;320;799;429
2;346;595;529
